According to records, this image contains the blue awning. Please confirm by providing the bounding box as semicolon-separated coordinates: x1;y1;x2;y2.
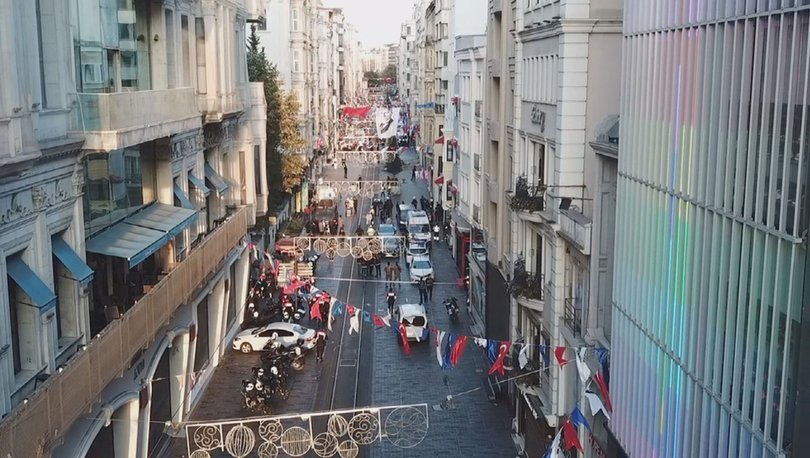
188;173;211;196
86;203;198;268
86;222;169;268
126;202;197;238
204;163;230;196
173;183;195;210
6;255;57;311
52;238;94;287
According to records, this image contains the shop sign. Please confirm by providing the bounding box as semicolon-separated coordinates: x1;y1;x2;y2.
530;104;546;133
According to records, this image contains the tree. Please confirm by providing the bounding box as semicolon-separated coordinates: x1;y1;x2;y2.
280;91;306;152
281;154;307;192
381;64;397;81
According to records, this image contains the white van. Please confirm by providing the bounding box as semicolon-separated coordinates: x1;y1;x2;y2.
407;210;431;243
396;303;429;342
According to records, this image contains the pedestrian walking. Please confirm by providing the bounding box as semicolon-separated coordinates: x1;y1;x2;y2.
387;288;397;315
393;262;402;288
418;277;428;304
411;166;417;181
374;254;382;278
365;211;373;227
314;329;328;362
385;262;393;286
411;197;418;209
343;164;348;179
319;295;330;328
358;176;363;189
426;276;435;300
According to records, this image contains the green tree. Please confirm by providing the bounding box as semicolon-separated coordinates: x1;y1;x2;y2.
381;64;397;81
247;25;286;210
280;91;306;152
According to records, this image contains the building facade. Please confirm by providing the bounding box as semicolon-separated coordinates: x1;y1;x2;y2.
452;34;487;336
398;20;417;108
482;0;623;455
612;2;810;457
0;0;267;456
360;47;389;74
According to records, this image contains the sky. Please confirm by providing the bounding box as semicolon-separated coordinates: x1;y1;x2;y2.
322;0;416;48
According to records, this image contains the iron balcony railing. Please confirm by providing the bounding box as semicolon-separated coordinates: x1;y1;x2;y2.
509;176;545;213
510;259;544;301
0;207;249;456
564;297;583;338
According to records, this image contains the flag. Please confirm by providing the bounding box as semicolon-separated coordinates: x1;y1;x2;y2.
398;323;411;356
332;301;344;317
539;345;550;367
310;298;322;321
347;305;356;315
555;347;569;366
442;333;457;369
584;390;611;421
595;347;609;369
373;314;386;328
362;311;372;323
349;310;359;335
594;371;613;412
488;342;511;376
486;340;499;363
570;407;592;433
435;331;446;368
562;419;583;452
575;347;591;383
474;337;488;348
518;344;530;370
449;335;467;368
543;429;563;458
380;313;391;327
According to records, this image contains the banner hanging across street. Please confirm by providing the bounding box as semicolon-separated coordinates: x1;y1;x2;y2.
375;107;400;138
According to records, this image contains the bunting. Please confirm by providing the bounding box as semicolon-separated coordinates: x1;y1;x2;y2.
570;407;592;433
543;430;563;458
435;331;446;368
398;323;411;356
449;335;467;368
555;347;569;366
562;419;584;452
584;390;610;421
518;344;530;370
593;371;613;412
442;333;457;369
575;347;591;384
487;342;511;376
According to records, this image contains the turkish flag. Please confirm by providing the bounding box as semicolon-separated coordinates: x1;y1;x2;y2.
488;341;511;376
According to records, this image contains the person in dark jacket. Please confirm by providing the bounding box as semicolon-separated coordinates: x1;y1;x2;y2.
425;276;435;300
314;329;328;362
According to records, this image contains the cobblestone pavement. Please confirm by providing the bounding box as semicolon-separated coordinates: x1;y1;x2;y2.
363;148;516;458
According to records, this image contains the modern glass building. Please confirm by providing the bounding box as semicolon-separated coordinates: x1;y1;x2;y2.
612;2;809;457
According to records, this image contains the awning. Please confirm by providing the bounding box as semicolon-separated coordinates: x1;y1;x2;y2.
188;173;210;196
434;176;445;185
173;183;195;210
434;136;445;144
204;163;231;196
126;202;197;238
86;223;168;268
86;203;198;268
52;238;94;286
7;255;57;311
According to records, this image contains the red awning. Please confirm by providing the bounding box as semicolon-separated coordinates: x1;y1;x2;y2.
448;184;459;194
434;136;445;144
434;176;445;185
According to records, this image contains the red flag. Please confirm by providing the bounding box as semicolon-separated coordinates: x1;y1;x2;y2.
373;314;386;328
310;298;322;321
398;323;411;356
450;335;468;368
555;347;569;366
347;305;356;315
594;371;613;412
562;419;584;452
488;341;511;376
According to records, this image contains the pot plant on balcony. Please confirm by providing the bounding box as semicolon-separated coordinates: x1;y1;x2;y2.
509;176;545;213
509;257;544;301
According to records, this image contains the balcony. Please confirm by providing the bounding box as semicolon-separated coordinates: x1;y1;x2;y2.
564;297;583;339
559;208;592;255
487;119;501;142
510;176;545;218
489;0;502;16
488;58;502;78
245;0;265;22
0;207;249;456
474;100;482;119
510;259;544;311
72;88;201;151
199;88;245;123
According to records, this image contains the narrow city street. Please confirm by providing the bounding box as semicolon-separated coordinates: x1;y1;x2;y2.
173;149;514;457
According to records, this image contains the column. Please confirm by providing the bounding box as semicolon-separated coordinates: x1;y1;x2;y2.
150;2;168;90
112;399;140;458
169;332;190;423
208;279;226;367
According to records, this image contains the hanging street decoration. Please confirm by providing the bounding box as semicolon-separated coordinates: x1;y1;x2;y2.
291;235;406;260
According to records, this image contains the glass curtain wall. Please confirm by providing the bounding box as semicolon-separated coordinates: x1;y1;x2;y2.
72;0;150;93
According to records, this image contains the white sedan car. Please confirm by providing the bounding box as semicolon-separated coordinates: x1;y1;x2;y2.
409;257;434;283
232;322;317;353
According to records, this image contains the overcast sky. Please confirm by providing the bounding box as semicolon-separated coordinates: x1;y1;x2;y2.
322;0;416;48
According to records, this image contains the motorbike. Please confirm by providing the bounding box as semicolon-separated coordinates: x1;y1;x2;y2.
443;297;460;323
432;225;441;242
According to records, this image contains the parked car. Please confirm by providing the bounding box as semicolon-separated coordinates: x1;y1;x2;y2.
405;242;429;267
233;322;317;353
409;256;434;283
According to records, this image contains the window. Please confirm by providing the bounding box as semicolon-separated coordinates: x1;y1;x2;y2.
165;9;176;88
195;18;207;93
36;0;60;107
293;51;300;72
443;52;448;67
181;15;191;86
253;145;262;195
292;8;299;31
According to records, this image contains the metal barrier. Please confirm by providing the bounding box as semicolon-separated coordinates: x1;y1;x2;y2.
0;207;248;456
